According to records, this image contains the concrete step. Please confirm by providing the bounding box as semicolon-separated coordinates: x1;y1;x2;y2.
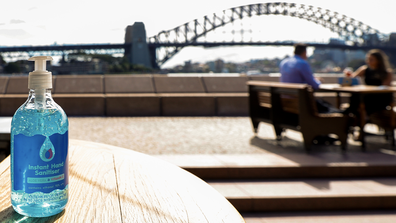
208;178;396;212
0;117;11;133
185;165;396;180
0;117;11;157
156;153;396;180
242;210;396;223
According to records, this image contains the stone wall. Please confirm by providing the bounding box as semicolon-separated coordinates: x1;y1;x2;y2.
0;75;346;116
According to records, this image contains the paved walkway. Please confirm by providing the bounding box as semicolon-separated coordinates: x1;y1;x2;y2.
2;116;396;160
2;116;393;155
68;117;395;154
69;117;270;154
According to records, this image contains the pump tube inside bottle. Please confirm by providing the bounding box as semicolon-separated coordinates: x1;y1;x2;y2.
34;89;46;109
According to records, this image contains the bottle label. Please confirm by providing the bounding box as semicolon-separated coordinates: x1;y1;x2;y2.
13;131;68;194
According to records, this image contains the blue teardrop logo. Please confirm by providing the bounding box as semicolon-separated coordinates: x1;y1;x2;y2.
39;137;55;162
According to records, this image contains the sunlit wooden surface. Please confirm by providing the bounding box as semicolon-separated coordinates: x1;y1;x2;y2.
320;84;396;93
0;139;244;223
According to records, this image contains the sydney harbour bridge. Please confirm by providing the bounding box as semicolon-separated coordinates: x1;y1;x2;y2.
1;2;395;69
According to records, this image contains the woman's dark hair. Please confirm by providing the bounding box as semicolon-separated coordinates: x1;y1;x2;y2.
367;49;392;74
294;43;307;56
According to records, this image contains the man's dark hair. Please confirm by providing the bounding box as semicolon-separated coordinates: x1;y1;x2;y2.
294;43;307;55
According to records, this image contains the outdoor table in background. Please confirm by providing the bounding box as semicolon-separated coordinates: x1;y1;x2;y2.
319;84;396;148
0;140;244;222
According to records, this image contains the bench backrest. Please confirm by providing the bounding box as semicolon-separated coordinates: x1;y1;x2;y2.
248;81;318;120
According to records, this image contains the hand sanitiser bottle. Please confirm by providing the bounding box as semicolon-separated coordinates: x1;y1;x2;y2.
11;56;69;217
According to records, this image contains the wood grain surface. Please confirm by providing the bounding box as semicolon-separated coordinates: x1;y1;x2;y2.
0;140;244;223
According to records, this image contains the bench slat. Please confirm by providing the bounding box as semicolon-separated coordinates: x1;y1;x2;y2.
258;92;271;108
280;96;299;114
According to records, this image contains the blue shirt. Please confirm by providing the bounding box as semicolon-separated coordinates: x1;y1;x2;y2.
279;55;321;89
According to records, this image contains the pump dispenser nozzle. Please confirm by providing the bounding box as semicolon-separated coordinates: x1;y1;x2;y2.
28;56;53;90
28;56;53;109
30;56;51;73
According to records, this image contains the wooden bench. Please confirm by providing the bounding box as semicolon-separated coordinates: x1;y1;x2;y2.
248;81;349;151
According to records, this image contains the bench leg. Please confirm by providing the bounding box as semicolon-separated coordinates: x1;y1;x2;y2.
339;134;348;151
302;133;315;152
252;120;260;133
274;126;283;141
360;133;366;151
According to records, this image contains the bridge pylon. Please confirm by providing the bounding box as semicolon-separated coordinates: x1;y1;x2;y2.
124;22;153;69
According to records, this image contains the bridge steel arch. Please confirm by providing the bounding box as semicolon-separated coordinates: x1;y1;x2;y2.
148;2;385;67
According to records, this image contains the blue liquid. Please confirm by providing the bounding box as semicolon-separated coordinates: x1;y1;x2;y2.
11;93;69;217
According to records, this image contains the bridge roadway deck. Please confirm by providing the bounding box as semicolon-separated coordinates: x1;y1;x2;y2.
1;42;396;53
0;43;126;52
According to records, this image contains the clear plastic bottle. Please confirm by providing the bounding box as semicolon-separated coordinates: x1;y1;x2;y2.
11;56;69;217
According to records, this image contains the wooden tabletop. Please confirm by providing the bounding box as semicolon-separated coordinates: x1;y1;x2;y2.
320;84;396;94
0;140;244;222
247;80;308;89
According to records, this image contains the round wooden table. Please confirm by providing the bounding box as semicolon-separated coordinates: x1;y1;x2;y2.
0;140;244;222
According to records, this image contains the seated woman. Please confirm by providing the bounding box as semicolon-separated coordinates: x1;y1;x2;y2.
344;49;393;116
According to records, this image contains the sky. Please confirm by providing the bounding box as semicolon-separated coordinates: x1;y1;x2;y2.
0;0;395;68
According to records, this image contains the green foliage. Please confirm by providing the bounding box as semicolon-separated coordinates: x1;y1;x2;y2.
59;53;153;74
224;63;237;73
4;62;21;73
107;57;152;74
91;54;117;64
131;64;151;72
0;53;154;75
0;54;5;65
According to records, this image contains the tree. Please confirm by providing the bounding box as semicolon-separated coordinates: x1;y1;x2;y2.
91;54;117;64
0;54;5;65
4;62;21;73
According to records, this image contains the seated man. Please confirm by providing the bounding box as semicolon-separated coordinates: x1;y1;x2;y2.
280;44;340;145
280;43;337;113
280;43;321;90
